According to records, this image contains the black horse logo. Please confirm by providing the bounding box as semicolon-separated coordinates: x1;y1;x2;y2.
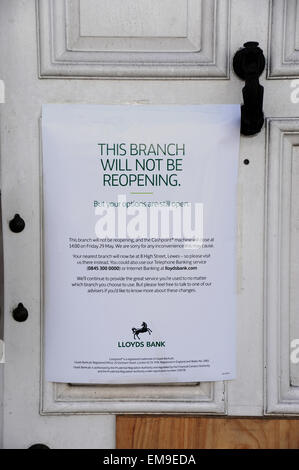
132;322;152;340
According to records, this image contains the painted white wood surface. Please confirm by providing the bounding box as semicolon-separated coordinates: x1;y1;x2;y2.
268;0;299;78
1;0;299;449
37;0;230;77
265;119;299;413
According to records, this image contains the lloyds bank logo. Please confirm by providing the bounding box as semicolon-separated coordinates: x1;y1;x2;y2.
132;321;152;339
117;321;166;348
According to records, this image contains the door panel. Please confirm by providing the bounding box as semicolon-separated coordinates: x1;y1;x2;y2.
265;119;299;413
42;382;226;415
37;0;230;78
268;0;299;78
0;0;299;449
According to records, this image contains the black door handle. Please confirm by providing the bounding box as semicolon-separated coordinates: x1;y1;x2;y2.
233;42;265;136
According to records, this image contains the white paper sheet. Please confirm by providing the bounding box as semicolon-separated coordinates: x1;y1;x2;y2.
42;104;240;384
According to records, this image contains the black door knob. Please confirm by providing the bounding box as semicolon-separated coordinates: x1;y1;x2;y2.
28;443;50;449
233;42;266;136
12;303;28;322
9;214;25;233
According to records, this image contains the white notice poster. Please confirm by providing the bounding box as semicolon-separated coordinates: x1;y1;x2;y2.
42;104;240;384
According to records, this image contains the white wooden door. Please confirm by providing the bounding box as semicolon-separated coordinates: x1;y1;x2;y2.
0;0;299;449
